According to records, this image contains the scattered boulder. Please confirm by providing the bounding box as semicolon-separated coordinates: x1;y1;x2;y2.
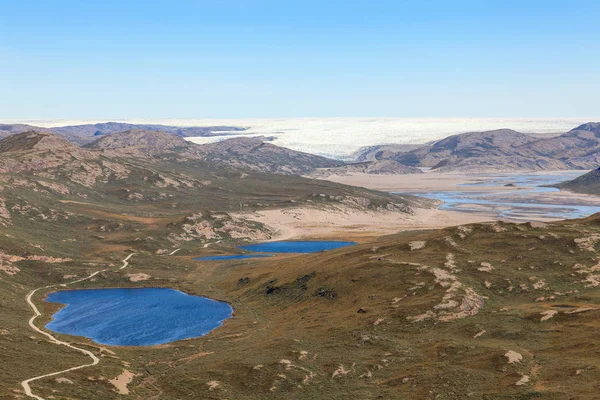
505;350;523;364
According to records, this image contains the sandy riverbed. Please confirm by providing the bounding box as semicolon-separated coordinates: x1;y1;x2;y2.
233;205;492;242
319;170;600;219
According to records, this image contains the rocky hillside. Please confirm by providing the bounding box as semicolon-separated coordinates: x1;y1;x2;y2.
0;122;247;145
191;215;600;399
191;136;344;175
0;130;79;153
82;130;344;176
50;122;247;145
309;159;422;178
0;130;429;247
84;129;191;156
555;167;600;194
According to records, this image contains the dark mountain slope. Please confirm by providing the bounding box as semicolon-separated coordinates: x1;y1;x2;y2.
555;167;600;194
0;130;78;153
520;123;600;163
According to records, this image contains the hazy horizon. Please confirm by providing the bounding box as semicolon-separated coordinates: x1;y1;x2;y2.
4;117;596;160
2;116;600;127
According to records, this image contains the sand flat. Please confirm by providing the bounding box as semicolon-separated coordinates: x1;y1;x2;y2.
233;206;491;241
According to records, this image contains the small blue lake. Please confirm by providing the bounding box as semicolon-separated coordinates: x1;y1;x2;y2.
45;288;233;346
194;241;356;261
239;240;356;253
193;254;273;261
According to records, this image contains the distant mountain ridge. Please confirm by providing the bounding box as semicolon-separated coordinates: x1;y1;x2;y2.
366;122;600;172
0;123;51;139
67;129;343;176
51;121;247;141
0;122;247;145
4;121;600;173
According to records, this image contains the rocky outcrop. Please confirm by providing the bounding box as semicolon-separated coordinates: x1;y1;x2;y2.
168;211;273;244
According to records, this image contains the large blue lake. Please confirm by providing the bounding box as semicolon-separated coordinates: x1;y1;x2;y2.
45;288;233;346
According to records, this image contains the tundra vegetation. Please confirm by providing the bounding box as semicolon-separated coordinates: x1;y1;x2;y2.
1;128;600;399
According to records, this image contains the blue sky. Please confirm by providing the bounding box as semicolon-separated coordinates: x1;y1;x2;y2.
1;0;599;119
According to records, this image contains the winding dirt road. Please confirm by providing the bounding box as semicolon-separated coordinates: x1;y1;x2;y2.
20;253;135;400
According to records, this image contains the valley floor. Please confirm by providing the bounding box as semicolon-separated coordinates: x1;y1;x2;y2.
232;170;600;243
320;170;600;222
